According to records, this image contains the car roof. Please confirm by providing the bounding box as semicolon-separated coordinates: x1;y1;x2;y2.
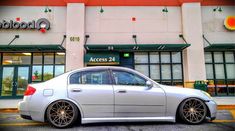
72;66;132;72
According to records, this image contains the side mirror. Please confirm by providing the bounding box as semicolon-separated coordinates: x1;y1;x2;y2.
146;80;153;89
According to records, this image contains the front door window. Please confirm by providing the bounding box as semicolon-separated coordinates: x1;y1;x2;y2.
1;66;29;97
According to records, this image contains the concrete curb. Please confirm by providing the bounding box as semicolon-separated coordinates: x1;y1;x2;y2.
0;105;235;113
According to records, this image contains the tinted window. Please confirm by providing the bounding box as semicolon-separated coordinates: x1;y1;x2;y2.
112;70;146;86
70;70;110;85
70;72;82;84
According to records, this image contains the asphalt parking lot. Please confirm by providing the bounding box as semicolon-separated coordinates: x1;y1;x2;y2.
0;110;235;131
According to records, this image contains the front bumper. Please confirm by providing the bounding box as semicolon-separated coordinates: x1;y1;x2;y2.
205;100;217;120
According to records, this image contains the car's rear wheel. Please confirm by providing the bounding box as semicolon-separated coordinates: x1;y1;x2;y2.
47;100;78;128
179;98;207;124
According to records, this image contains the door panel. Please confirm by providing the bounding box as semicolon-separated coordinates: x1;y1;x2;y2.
112;70;166;117
68;70;114;118
1;67;14;96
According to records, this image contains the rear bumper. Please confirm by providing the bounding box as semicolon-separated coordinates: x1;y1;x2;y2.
205;100;217;120
18;100;31;118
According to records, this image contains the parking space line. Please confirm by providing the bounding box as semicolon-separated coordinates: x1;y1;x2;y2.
0;122;47;126
212;120;235;123
230;110;235;119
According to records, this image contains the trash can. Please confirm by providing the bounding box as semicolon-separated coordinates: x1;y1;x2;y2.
194;80;208;91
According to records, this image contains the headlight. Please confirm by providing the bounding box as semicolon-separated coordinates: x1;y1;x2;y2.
201;91;212;99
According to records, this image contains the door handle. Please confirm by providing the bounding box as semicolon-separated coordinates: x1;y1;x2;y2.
71;88;82;92
116;89;127;93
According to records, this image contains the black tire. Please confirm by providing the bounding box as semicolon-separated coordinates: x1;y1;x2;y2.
179;98;207;124
46;100;78;128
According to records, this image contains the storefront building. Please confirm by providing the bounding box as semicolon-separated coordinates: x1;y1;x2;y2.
0;0;234;99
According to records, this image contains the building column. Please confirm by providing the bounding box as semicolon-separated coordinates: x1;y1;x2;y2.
66;3;85;71
181;3;206;87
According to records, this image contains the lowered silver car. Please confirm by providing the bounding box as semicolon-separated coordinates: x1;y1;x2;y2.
18;66;217;128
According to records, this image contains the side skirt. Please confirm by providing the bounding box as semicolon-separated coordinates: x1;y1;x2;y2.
82;117;175;124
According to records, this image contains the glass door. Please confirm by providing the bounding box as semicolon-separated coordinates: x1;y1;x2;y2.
1;67;15;97
16;66;30;96
1;66;30;98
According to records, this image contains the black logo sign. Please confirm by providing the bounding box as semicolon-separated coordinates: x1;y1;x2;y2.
0;18;50;30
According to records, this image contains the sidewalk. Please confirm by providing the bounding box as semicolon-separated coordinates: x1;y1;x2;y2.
0;97;234;110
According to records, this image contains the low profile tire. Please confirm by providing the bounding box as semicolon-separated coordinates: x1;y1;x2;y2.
46;100;78;128
179;98;207;124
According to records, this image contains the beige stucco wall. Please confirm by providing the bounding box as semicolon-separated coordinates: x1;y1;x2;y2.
0;6;66;45
202;6;235;44
85;6;184;44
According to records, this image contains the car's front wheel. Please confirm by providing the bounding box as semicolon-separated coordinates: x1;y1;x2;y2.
46;100;78;128
179;98;207;124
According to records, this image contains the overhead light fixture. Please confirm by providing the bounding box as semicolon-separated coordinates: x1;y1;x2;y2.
44;6;52;13
22;53;31;56
162;6;168;13
213;6;222;12
56;52;65;55
100;6;104;13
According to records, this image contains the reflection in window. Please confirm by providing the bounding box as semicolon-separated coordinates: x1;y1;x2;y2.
44;65;53;81
44;53;54;64
205;52;212;63
55;53;65;64
215;64;225;79
3;53;31;65
55;65;65;76
33;53;42;64
32;66;42;81
112;70;146;86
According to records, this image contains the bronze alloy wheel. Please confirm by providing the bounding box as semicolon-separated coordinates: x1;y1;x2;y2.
179;98;207;124
47;100;78;128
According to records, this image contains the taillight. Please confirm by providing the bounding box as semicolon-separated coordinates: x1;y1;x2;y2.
24;85;36;96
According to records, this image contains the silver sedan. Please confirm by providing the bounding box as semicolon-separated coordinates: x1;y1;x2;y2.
18;66;217;128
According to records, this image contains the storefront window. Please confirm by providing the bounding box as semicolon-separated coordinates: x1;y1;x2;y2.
150;65;160;79
214;52;223;63
55;65;65;77
44;65;53;81
172;52;181;63
33;53;42;64
205;64;214;79
134;52;148;63
32;66;42;81
149;52;159;63
161;52;170;63
226;64;235;79
134;52;183;86
135;65;149;77
173;64;182;79
2;53;31;65
55;53;65;64
44;53;54;64
31;52;65;82
225;52;235;63
205;51;235;96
